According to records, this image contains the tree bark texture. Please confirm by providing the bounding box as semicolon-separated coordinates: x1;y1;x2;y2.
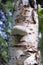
9;0;41;65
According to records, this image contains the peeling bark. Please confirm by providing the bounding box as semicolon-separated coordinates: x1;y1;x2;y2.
9;0;41;65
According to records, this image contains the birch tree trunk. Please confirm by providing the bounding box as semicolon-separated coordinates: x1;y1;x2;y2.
9;0;41;65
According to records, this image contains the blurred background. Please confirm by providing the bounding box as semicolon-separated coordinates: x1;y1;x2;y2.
0;0;43;65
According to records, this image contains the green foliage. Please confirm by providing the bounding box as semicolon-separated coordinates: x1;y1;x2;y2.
38;8;43;17
38;8;43;32
1;3;13;22
39;18;43;32
38;7;43;65
0;1;14;65
5;1;13;10
0;36;6;43
39;37;43;65
38;8;42;12
2;50;7;58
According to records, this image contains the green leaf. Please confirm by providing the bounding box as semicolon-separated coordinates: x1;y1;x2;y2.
2;51;7;57
5;1;13;11
39;18;43;32
4;27;9;32
38;8;42;13
0;36;6;43
1;3;13;22
38;8;43;17
6;1;12;8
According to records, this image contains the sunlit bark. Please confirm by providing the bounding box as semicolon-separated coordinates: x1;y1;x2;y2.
9;0;41;65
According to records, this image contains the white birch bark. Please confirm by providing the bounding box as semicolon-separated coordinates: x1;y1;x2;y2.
9;0;41;65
